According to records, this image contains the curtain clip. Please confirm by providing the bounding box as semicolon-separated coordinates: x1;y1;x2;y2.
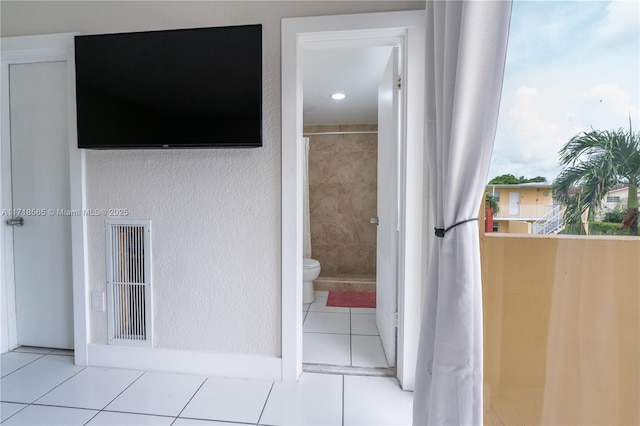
434;218;479;238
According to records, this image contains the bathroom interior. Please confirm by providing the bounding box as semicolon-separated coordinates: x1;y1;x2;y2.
301;46;395;371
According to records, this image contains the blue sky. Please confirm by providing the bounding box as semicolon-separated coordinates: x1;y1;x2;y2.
489;0;640;182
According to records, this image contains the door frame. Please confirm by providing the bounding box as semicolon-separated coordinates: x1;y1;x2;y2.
281;10;425;389
0;33;89;364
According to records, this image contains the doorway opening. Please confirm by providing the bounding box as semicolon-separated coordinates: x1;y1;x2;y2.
281;10;426;390
301;45;399;374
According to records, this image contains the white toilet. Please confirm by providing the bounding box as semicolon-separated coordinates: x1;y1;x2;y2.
303;258;321;304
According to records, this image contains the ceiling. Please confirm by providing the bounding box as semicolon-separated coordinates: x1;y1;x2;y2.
302;46;393;126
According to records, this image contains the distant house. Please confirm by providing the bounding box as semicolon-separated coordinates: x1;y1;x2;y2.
486;182;561;234
596;185;640;220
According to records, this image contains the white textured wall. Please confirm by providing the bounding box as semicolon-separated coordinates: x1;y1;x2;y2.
1;1;424;357
86;149;280;353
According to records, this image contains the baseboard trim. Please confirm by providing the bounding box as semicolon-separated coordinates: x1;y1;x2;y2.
87;344;282;381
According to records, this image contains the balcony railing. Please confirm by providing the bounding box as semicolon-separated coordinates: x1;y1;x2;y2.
481;234;639;425
493;204;555;219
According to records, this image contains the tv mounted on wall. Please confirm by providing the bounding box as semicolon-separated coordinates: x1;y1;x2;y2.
74;24;262;149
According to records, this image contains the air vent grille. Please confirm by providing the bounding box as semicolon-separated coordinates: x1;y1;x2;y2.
106;220;152;346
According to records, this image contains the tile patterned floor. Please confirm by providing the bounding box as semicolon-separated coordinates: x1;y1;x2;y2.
303;291;390;368
1;347;412;425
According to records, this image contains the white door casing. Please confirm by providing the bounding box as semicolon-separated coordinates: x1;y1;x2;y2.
1;33;88;361
376;47;400;367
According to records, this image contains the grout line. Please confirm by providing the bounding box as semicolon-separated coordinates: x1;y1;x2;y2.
0;401;29;423
27;403;103;411
256;381;275;425
174;415;255;425
377;334;392;369
91;407;177;418
173;376;208;421
32;361;87;405
83;369;147;425
99;369;146;411
349;308;353;367
302;303;310;324
1;361;88;423
84;409;101;425
1;353;47;379
341;375;345;426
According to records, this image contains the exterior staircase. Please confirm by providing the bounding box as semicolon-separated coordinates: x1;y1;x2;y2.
532;205;565;235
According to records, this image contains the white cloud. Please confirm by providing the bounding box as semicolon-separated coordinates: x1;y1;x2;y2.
592;0;640;50
489;0;640;183
582;84;640;127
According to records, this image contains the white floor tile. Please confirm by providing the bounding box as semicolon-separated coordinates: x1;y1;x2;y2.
314;291;329;297
106;371;205;417
308;296;350;314
86;410;173;425
352;307;376;314
350;313;379;335
1;352;43;378
351;335;389;368
303;333;351;365
180;376;272;424
1;402;27;422
304;312;350;334
259;373;342;426
343;375;413;425
0;355;83;403
36;366;143;409
1;404;97;425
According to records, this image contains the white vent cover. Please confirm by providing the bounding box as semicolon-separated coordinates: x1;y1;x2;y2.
106;220;152;346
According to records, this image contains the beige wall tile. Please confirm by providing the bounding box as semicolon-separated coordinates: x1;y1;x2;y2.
305;125;378;278
311;243;338;277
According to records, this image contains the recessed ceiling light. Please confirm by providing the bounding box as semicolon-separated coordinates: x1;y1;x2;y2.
331;93;346;100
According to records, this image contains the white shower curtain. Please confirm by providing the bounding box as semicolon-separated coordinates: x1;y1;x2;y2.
303;137;312;258
413;1;511;425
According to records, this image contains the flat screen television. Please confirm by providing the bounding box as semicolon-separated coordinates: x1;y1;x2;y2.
74;24;262;149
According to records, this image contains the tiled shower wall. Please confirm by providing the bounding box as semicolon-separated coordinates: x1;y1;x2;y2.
305;124;377;279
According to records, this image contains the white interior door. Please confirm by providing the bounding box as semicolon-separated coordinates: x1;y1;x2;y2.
376;48;399;367
509;191;520;216
5;60;74;349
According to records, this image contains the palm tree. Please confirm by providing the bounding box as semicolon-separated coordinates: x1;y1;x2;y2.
553;122;640;236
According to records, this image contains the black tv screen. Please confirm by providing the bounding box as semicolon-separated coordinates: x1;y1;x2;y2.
74;24;262;149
